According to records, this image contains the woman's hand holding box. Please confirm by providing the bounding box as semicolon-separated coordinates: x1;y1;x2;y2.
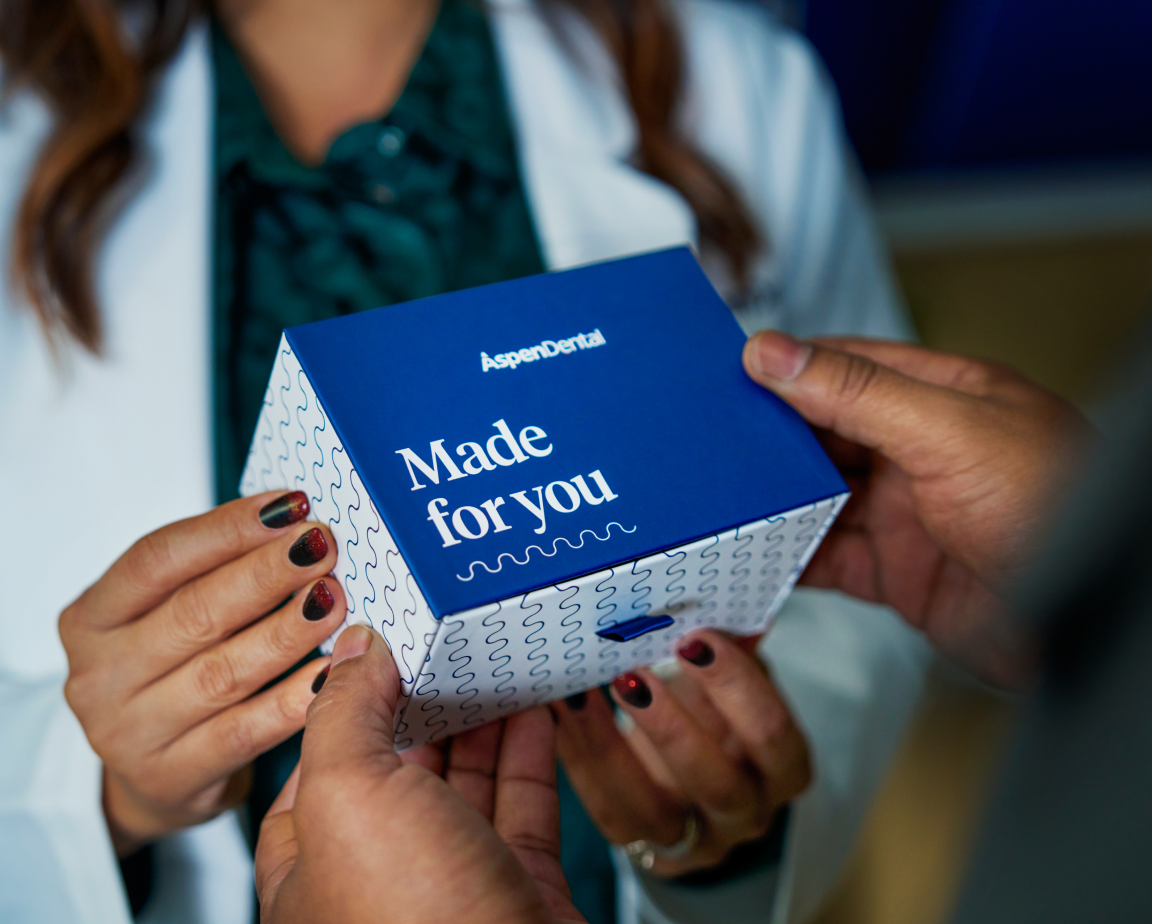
58;491;344;854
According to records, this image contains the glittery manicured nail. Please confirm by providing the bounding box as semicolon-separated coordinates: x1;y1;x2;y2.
565;692;587;711
677;639;714;667
612;673;651;709
259;492;310;529
311;667;329;694
289;527;328;567
302;580;335;621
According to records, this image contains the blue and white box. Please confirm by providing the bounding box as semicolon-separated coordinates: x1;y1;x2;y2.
241;248;848;748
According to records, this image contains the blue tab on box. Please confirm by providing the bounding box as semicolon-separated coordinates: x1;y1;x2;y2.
241;247;848;747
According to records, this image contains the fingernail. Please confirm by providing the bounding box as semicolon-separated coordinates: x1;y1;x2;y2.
259;491;310;529
302;580;335;621
289;527;328;567
565;692;587;711
311;667;329;694
331;624;374;665
746;331;812;382
612;673;651;709
677;639;714;667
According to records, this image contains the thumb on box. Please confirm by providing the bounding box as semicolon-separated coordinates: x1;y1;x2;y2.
298;624;404;781
742;330;970;472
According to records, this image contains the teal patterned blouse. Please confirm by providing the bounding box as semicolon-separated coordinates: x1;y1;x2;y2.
211;0;545;503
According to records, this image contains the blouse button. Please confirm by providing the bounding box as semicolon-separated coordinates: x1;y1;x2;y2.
377;126;406;157
371;182;397;205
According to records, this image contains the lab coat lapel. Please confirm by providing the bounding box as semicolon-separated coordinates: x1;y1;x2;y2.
488;0;699;270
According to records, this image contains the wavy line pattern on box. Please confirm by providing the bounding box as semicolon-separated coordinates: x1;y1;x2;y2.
240;336;440;699
455;523;637;581
399;498;842;747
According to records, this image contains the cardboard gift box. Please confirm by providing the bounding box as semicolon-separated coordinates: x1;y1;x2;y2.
240;247;848;748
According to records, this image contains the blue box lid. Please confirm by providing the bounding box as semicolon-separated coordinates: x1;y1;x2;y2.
285;247;846;617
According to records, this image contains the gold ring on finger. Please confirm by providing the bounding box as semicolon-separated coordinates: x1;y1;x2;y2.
623;807;701;870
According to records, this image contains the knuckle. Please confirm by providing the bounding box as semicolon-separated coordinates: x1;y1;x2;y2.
57;602;81;650
706;775;755;815
274;681;307;728
193;651;241;704
745;803;776;840
184;778;234;818
707;661;745;696
217;709;258;762
127;531;177;595
63;667;112;735
831;353;882;405
634;709;681;749
706;664;763;711
83;714;125;763
59;599;104;670
168;582;219;649
249;556;289;600
747;704;793;747
264;616;304;666
219;510;251;559
62;673;88;716
954;359;1004;395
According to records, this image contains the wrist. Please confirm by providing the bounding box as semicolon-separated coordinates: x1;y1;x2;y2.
102;769;168;857
101;765;254;858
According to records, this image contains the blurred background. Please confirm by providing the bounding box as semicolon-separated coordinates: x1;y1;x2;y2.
770;1;1152;922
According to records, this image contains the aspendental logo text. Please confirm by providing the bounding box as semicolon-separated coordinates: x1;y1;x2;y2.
481;329;605;371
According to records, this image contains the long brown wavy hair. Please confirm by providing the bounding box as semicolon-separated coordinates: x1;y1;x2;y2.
0;0;760;352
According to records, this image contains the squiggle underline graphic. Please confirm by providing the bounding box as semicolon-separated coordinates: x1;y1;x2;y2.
455;523;637;581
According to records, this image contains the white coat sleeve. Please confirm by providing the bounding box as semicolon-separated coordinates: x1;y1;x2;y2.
0;669;256;924
0;31;252;923
764;592;931;924
0;70;131;924
678;0;913;343
0;671;133;924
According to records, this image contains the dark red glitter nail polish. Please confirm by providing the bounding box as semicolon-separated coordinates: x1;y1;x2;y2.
259;491;310;529
612;673;651;709
302;580;335;621
311;667;329;694
289;527;328;567
565;691;587;711
677;639;714;667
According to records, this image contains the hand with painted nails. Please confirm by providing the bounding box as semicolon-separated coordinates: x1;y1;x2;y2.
555;631;811;877
59;492;345;856
742;331;1093;687
256;626;585;924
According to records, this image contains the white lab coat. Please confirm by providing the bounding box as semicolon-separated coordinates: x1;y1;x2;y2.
0;1;930;922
